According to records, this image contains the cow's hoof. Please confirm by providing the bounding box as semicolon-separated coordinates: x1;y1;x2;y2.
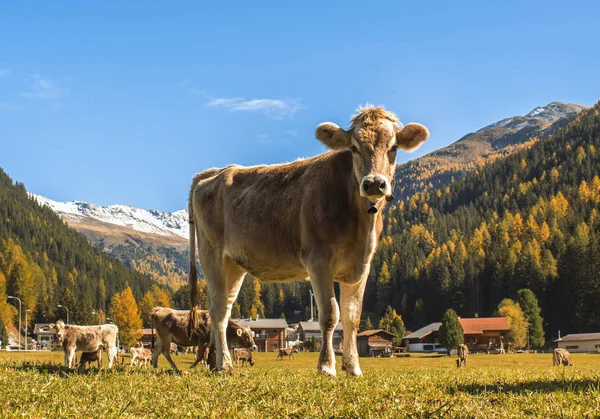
344;366;362;377
318;364;337;377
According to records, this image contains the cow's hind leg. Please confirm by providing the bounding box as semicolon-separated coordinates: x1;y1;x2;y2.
340;280;366;377
309;266;339;376
204;254;246;374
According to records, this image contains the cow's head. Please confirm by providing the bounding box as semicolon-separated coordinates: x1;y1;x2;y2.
236;326;258;352
316;106;429;209
50;320;66;342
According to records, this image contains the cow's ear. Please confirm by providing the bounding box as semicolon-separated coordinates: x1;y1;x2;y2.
396;123;429;152
316;122;351;150
236;328;243;337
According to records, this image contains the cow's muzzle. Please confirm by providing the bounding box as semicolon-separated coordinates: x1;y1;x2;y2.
361;174;390;199
251;345;258;352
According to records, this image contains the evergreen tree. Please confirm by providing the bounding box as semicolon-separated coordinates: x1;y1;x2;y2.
438;309;464;354
0;319;8;349
516;288;545;348
109;287;143;347
364;316;374;331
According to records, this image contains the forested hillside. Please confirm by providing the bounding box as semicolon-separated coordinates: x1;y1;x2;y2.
366;102;600;339
0;169;158;331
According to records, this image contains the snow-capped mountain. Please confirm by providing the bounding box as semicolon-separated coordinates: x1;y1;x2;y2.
31;194;189;239
480;102;586;132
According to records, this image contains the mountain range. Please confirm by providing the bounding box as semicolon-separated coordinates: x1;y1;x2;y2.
31;101;586;289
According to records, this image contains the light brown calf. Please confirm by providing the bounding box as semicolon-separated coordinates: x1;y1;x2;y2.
51;321;119;369
456;344;469;367
277;347;298;360
553;348;572;366
130;346;152;368
188;106;428;376
233;348;255;367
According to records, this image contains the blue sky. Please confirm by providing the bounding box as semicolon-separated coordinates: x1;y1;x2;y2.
1;1;599;212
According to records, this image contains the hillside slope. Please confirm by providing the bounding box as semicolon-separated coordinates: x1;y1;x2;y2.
368;102;600;338
394;102;586;200
0;169;159;329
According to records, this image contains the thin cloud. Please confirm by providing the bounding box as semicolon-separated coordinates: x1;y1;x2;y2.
19;74;68;100
207;97;302;119
0;102;23;111
284;129;298;136
0;68;9;77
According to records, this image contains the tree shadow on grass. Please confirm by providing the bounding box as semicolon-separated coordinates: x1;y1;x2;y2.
456;377;600;395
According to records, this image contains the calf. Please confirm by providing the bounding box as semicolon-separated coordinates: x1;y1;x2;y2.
233;348;255;367
277;347;298;360
151;307;256;372
130;346;152;368
553;348;572;366
78;348;103;370
50;321;119;369
456;344;469;368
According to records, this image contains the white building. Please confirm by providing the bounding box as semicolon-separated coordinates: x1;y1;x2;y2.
555;333;600;353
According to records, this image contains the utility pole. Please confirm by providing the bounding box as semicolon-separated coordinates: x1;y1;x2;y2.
7;296;21;349
25;309;30;351
309;289;314;322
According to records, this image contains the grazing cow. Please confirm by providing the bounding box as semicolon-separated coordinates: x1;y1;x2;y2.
233;348;255;367
188;106;429;376
150;307;256;371
277;347;299;360
78;348;103;369
553;348;572;366
456;344;469;368
51;321;119;369
130;346;152;368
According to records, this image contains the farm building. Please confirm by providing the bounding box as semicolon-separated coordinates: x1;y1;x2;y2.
298;321;343;350
404;317;509;353
554;333;600;353
33;324;58;349
233;318;288;352
357;329;395;357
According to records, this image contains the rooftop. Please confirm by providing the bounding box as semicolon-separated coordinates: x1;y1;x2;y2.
357;329;396;338
233;318;289;329
404;318;509;340
299;321;343;332
554;333;600;342
33;323;57;335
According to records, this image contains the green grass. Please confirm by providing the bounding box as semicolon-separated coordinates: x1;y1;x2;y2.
0;351;599;418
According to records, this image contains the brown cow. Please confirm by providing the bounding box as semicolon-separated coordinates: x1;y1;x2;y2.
277;347;298;360
150;307;256;372
51;321;119;369
553;348;573;366
188;106;429;376
456;344;469;367
233;348;255;366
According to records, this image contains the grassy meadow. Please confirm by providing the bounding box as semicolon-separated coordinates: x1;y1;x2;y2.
0;351;599;418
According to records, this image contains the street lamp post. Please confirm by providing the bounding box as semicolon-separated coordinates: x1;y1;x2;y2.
7;296;21;349
25;309;30;351
57;305;69;325
309;289;314;322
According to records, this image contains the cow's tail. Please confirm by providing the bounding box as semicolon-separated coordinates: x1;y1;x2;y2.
187;168;223;339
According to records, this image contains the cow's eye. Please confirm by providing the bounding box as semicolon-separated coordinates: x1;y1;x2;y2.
390;145;398;153
350;145;359;154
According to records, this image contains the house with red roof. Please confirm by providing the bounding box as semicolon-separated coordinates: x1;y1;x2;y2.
404;317;509;353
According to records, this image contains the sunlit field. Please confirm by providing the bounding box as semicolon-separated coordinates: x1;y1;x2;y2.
0;351;599;418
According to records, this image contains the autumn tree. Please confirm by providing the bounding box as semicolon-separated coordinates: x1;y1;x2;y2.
379;306;406;346
0;320;7;349
138;291;156;327
517;289;545;348
438;309;464;354
109;287;143;347
495;299;527;350
364;316;374;331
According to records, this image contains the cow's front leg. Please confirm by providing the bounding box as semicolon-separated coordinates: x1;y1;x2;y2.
309;268;339;377
205;256;245;374
340;280;366;377
67;348;77;369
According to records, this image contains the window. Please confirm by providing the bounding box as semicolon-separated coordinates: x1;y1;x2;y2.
595;344;600;349
566;345;579;350
423;344;434;351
